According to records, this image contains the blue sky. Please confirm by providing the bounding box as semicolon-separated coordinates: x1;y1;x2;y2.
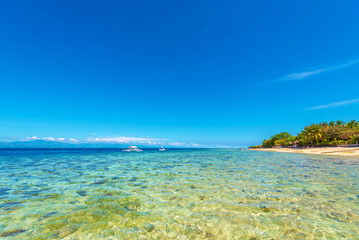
1;0;359;147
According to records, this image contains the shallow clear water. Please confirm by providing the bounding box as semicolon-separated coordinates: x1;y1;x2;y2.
0;148;358;239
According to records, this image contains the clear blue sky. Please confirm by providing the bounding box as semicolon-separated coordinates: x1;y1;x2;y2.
1;0;359;147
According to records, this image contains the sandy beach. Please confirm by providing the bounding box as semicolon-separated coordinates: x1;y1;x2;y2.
251;146;359;157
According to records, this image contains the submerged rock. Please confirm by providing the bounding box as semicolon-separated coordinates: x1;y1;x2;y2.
327;212;350;222
291;208;301;213
43;211;59;218
126;203;140;211
249;237;260;240
144;224;155;232
42;193;61;199
260;206;270;212
129;177;139;182
0;229;27;237
91;180;108;185
76;190;87;196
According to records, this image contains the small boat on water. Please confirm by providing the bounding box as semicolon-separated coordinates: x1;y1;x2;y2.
122;146;143;152
159;147;165;151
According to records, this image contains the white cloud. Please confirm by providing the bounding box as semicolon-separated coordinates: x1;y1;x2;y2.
18;135;200;147
270;58;359;84
165;142;201;147
86;137;200;147
283;69;325;80
305;98;359;110
43;137;55;141
26;136;39;140
23;136;79;142
0;137;20;142
86;136;162;143
24;136;56;141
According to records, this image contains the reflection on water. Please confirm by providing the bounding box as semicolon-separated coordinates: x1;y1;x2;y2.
0;149;358;239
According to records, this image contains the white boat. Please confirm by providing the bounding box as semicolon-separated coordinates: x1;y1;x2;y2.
159;147;165;151
122;146;143;152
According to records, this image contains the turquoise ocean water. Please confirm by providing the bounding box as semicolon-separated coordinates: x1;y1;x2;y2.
0;148;358;239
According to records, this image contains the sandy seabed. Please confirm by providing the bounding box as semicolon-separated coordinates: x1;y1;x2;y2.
251;146;359;157
1;149;359;239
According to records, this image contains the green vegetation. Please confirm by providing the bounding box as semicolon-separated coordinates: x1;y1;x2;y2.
249;120;359;148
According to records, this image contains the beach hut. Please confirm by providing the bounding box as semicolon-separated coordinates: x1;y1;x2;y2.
292;140;300;148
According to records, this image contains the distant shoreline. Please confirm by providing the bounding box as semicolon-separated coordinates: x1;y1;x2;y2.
250;146;359;157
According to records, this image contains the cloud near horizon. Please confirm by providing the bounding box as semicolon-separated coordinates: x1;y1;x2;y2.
305;98;359;110
18;135;201;147
269;58;359;84
24;136;79;142
86;136;201;147
86;136;163;143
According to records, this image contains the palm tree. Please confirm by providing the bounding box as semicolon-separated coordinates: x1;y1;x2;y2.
319;122;328;127
303;124;323;145
336;120;344;126
329;121;335;127
346;120;357;129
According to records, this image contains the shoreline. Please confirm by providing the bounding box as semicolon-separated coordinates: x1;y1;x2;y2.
250;146;359;157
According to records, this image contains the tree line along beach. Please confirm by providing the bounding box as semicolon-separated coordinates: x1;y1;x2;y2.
249;120;359;157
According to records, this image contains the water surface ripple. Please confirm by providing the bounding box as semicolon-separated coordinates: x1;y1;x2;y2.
0;149;358;239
